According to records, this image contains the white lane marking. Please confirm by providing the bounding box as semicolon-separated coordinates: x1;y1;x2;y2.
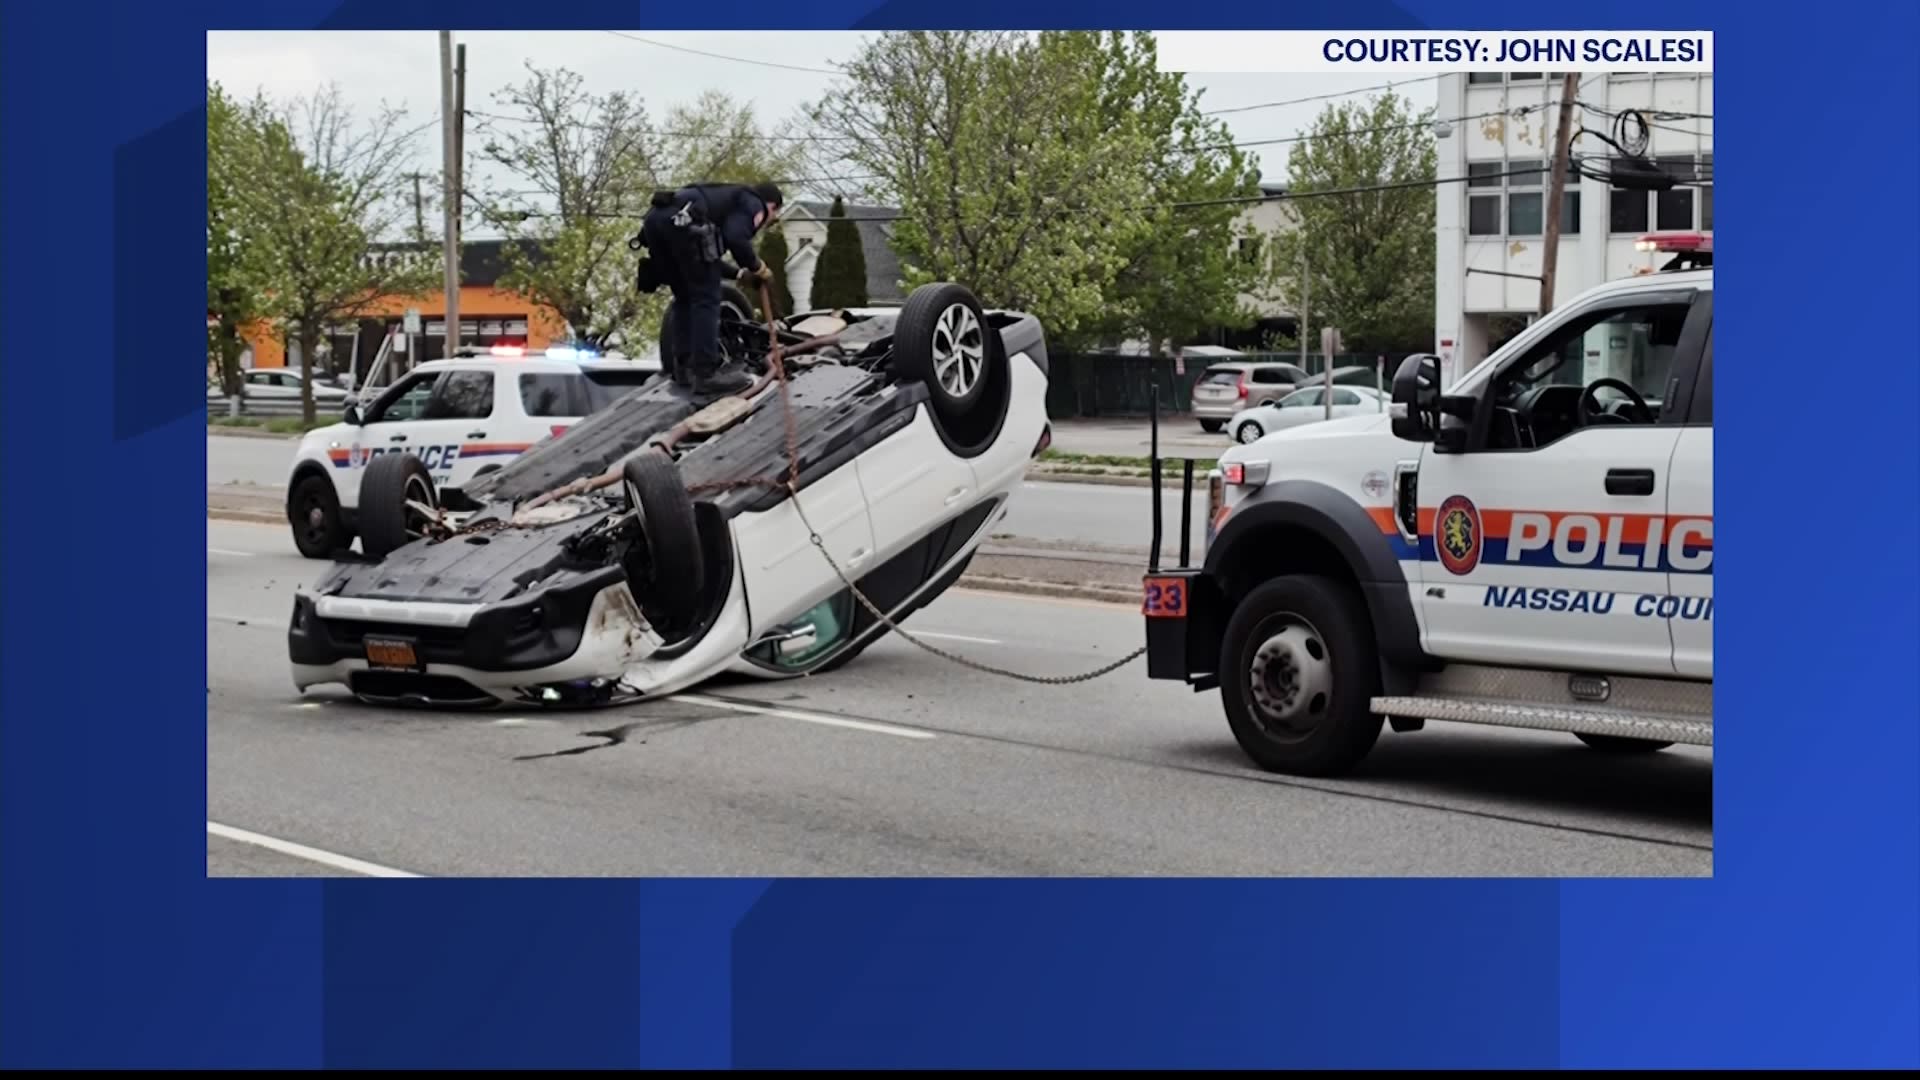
207;821;423;878
208;547;257;557
668;693;934;740
914;630;1001;645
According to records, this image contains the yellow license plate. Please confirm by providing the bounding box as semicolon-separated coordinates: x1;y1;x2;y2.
365;637;421;671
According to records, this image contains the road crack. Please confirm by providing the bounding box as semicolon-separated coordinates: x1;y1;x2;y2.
511;712;710;762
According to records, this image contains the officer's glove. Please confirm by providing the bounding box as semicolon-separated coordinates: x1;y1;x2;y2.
738;264;772;284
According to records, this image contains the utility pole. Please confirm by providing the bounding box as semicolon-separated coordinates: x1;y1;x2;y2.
452;43;467;339
1297;245;1310;377
439;31;459;360
1538;72;1581;316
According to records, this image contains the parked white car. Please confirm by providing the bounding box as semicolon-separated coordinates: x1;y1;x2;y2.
1227;384;1386;443
209;367;353;405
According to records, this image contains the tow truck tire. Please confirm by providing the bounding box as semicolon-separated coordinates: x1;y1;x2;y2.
1574;732;1675;753
1218;574;1384;777
621;450;704;617
358;453;437;560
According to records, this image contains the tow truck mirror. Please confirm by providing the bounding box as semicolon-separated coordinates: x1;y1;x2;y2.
1390;354;1442;442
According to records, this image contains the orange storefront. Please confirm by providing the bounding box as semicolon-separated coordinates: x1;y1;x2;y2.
239;239;569;372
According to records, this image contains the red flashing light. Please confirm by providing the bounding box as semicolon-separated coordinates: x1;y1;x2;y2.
490;345;526;357
1636;231;1711;253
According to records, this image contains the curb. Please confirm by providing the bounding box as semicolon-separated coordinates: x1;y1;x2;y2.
207;425;303;441
952;574;1136;607
1026;470;1154;489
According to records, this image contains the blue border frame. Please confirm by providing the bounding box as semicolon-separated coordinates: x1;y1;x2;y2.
3;1;1916;1068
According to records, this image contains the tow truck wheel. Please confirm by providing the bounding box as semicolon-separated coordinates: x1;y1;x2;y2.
1574;732;1675;753
1218;574;1384;777
620;450;704;617
358;453;438;560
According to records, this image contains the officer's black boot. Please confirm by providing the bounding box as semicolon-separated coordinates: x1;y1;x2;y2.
689;352;753;398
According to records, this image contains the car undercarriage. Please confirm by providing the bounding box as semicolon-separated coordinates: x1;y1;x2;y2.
287;281;1049;708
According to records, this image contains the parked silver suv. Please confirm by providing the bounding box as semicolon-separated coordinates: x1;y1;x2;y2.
1189;361;1312;433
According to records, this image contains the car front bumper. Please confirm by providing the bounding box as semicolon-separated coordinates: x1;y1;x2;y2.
287;567;665;706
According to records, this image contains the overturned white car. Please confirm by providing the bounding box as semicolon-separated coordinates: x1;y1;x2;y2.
287;282;1052;707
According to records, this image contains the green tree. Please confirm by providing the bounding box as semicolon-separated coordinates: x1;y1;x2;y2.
810;196;869;308
757;223;795;317
471;65;804;350
809;31;1259;351
207;82;278;398
242;84;438;423
1270;91;1438;354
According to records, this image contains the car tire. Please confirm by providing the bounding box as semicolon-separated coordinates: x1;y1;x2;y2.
359;453;438;560
621;449;705;617
1574;732;1675;753
1235;420;1264;444
1218;574;1384;777
288;474;348;559
659;283;757;381
1198;419;1224;433
893;282;1000;425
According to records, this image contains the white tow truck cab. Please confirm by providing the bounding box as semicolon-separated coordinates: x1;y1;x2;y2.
1142;233;1713;777
284;342;661;559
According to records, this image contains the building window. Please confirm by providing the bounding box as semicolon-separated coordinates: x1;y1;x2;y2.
1468;72;1504;85
1467;159;1579;238
1609;152;1713;234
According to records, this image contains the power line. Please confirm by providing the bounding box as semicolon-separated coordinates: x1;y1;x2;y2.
1200;74;1446;116
600;30;842;75
507;164;1563;223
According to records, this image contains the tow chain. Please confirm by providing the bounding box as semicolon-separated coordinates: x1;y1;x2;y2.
679;302;1146;686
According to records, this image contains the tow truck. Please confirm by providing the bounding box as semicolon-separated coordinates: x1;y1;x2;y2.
1141;232;1714;776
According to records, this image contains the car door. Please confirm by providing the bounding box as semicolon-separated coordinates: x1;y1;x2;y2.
1664;331;1712;678
855;398;976;568
422;368;502;493
1247;365;1293;406
1270;387;1324;430
349;370;480;495
1411;288;1712;676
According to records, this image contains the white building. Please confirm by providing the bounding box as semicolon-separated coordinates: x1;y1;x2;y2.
1433;70;1713;382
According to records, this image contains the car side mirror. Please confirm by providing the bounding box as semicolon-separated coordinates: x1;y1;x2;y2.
342;403;363;426
1390;354;1442;442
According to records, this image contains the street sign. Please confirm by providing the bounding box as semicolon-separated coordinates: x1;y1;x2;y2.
403;308;422;336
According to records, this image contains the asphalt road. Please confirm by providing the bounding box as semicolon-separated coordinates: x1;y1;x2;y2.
207;519;1712;878
209;433;1205;555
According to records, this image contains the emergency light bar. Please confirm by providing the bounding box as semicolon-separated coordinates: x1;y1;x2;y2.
1636;231;1711;253
489;345;526;357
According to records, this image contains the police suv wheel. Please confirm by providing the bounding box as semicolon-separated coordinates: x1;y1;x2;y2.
359;453;438;560
894;282;999;424
288;474;348;559
621;450;704;618
1218;574;1384;777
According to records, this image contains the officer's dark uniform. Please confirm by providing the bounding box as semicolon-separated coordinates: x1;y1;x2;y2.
637;182;779;397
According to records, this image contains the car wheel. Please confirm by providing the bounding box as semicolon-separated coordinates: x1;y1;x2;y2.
288;474;347;559
1198;419;1224;434
621;450;704;617
659;283;757;381
1235;420;1264;444
893;282;999;425
359;453;439;559
1574;732;1675;753
1219;575;1384;777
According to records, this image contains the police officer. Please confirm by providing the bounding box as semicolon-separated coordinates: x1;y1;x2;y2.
638;181;783;397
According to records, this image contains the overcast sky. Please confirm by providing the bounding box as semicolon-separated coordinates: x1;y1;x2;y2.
208;31;1438;236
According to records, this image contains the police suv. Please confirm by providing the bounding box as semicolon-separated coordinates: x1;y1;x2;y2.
285;346;660;558
1142;233;1712;776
